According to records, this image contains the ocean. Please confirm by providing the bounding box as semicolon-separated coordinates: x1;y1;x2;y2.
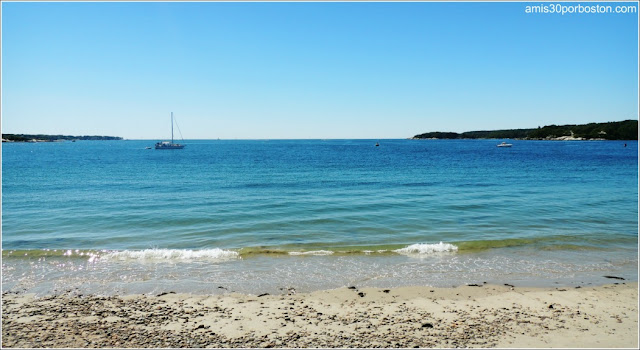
2;139;637;296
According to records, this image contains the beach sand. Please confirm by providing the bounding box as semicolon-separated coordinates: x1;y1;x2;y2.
2;282;637;348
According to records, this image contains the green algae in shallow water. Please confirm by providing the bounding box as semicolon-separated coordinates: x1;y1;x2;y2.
454;235;638;253
238;244;406;257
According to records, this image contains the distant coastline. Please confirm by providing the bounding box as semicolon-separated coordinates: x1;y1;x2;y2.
412;120;638;141
2;134;123;142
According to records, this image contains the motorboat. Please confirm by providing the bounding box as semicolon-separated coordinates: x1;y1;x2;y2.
497;142;512;147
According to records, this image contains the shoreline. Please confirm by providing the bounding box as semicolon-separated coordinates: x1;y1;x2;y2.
2;282;637;348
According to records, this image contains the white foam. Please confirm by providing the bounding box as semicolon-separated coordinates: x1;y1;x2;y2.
98;248;240;262
288;250;334;256
394;242;458;255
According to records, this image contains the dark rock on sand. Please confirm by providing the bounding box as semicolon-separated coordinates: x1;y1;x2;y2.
604;275;625;280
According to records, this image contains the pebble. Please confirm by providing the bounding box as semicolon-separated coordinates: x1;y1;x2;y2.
1;288;617;348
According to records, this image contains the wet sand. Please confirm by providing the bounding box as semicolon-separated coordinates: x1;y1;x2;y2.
2;282;637;348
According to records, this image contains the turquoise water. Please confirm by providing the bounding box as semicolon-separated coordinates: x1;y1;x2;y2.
2;139;638;295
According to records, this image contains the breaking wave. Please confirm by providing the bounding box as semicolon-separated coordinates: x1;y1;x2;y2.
393;242;459;255
99;248;240;262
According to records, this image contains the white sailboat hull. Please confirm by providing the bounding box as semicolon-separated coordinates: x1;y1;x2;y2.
155;142;184;149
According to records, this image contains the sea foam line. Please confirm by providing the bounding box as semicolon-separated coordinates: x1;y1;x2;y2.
285;243;457;256
97;248;240;262
288;250;334;256
48;243;455;262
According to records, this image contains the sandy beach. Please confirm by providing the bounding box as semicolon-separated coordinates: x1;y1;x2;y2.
2;282;637;348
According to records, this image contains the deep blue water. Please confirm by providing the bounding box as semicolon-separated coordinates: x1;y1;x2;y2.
2;139;638;295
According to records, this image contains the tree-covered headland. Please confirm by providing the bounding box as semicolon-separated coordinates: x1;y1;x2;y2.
413;120;638;140
2;134;123;142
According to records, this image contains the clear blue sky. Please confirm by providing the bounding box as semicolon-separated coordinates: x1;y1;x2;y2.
2;1;638;139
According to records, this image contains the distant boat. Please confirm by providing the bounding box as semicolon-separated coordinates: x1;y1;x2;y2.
375;141;379;147
155;112;185;149
497;142;512;148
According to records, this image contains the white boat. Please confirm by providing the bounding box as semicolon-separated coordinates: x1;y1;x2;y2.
497;142;512;147
155;112;185;149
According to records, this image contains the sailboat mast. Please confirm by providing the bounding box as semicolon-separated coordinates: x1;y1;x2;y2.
171;112;174;144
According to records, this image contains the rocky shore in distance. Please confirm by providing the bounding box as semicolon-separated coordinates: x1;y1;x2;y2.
2;283;637;348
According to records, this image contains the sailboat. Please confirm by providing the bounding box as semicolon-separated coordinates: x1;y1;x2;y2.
155;112;185;149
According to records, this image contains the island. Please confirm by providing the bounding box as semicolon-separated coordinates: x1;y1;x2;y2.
2;134;123;142
412;120;638;141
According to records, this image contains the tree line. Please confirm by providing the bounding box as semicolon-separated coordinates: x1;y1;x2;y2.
2;134;123;142
413;120;638;140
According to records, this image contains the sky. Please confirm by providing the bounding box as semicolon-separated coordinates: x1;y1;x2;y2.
1;1;638;140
